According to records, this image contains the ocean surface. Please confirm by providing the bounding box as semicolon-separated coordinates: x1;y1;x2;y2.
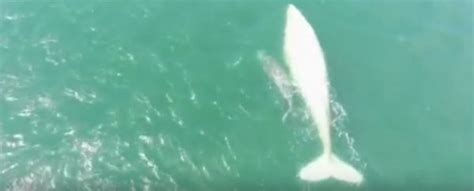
0;1;472;190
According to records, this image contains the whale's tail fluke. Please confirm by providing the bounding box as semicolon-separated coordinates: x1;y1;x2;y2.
299;154;363;184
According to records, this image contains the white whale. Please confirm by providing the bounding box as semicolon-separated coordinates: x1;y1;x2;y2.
284;4;363;184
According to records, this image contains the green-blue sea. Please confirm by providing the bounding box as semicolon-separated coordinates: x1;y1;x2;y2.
0;1;472;190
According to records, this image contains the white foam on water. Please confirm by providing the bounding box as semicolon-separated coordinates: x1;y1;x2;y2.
330;98;366;168
139;152;160;180
1;163;18;174
224;136;237;160
63;88;97;104
139;135;152;145
221;155;231;172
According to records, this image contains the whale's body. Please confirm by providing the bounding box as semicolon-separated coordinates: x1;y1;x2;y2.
284;4;363;184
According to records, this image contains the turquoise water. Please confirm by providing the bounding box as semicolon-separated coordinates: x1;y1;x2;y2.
0;1;472;190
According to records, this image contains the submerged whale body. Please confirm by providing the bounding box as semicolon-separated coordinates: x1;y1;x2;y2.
258;51;294;121
283;4;364;184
